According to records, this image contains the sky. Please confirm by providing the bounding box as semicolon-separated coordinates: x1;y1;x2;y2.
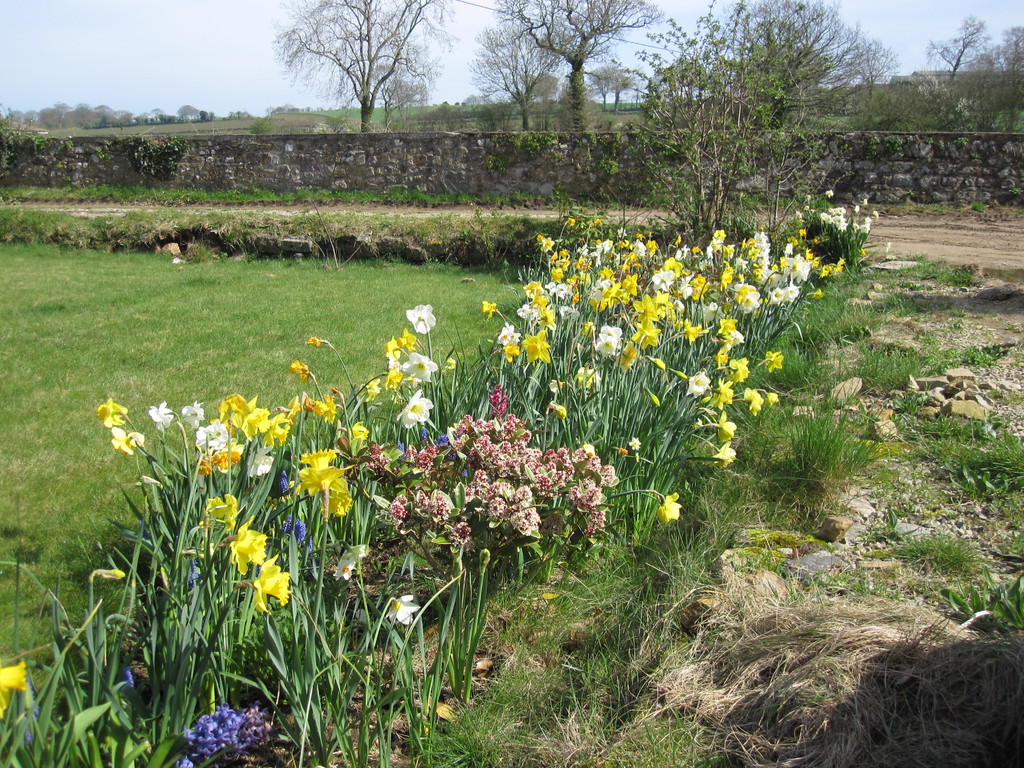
1;0;1020;118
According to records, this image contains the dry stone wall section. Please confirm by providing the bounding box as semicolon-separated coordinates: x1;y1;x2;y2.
2;131;1021;206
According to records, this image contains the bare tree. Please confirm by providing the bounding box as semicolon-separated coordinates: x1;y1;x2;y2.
496;0;661;131
380;44;437;128
471;21;561;130
929;16;990;80
588;63;634;111
740;0;870;126
275;0;449;132
850;37;899;91
177;105;200;121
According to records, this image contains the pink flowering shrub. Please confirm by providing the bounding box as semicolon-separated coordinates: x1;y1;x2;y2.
359;413;618;581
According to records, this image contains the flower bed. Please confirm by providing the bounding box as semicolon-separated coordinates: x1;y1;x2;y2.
0;215;844;767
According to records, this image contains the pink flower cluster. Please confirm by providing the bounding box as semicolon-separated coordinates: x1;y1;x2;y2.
372;414;618;552
452;415;617;537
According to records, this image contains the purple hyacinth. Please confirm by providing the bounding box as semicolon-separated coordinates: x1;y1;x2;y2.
176;703;271;768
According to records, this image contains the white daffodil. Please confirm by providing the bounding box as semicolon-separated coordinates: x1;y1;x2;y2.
335;545;370;581
249;445;274;478
687;372;712;397
402;351;439;383
148;402;174;431
398;390;433;429
405;304;436;334
594;325;623;357
497;323;521;346
196;420;230;452
386;594;420;625
180;401;204;429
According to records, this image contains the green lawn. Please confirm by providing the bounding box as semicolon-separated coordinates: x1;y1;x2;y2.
0;244;509;644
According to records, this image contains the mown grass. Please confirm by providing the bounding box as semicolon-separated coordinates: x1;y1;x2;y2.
0;244;511;644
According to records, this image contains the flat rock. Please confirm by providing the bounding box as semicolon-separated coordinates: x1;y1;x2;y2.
157;242;181;256
783;551;852;581
940;399;990;421
945;367;977;381
744;569;789;599
831;377;863;402
918;406;941;420
871;260;921;271
871;419;901;442
678;597;720;632
916;376;950;390
843;495;878;518
814;516;854;542
896;522;928;538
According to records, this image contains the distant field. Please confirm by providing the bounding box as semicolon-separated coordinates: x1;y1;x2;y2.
41;104;643;138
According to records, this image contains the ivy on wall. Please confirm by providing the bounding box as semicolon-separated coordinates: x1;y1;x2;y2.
113;136;188;181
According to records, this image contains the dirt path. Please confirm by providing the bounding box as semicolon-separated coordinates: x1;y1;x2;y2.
872;209;1024;279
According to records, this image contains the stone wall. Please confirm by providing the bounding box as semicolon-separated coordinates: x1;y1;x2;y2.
2;131;1021;206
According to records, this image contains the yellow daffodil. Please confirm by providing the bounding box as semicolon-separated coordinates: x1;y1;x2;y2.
715;411;737;442
110;427;144;456
240;407;272;441
522;330;551;364
481;300;497;318
539;306;557;330
714;442;737;467
0;661;28;718
657;493;681;524
327;477;353;517
763;351;784;372
709;381;735;409
219;394;257;427
350;422;369;442
211;441;243;473
631;320;661;349
252;555;290;613
683;320;703;344
385;368;404;390
620;342;639;370
264;412;292;446
207;494;239;530
230;519;268;575
365;378;382;402
313;395;337;424
502;343;521;362
744;388;765;415
298;449;344;495
96;398;127;428
766;392;780;406
728;357;750;384
690;275;708;300
289;360;311;382
306;336;325;347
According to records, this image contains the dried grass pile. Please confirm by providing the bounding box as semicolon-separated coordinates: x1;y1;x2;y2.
653;587;1024;767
